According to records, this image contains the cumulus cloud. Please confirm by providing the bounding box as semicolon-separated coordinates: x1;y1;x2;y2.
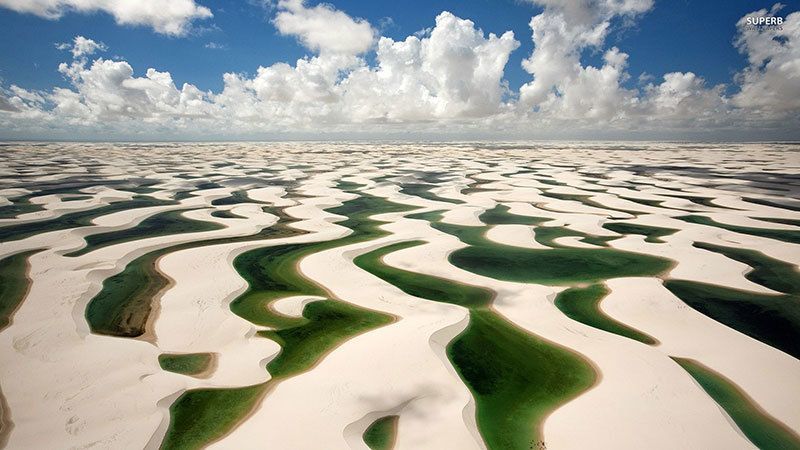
56;36;107;59
514;0;798;134
213;53;361;128
518;0;652;119
733;5;800;114
273;0;375;55
640;72;729;129
0;3;798;139
0;0;212;36
340;12;519;121
213;11;519;126
25;10;517;131
50;57;216;123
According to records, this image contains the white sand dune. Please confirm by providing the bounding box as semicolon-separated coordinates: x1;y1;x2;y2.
0;191;313;448
610;231;776;293
375;218;755;449
270;295;326;318
485;224;549;249
0;142;798;450
214;217;483;449
0;189;135;228
602;277;800;431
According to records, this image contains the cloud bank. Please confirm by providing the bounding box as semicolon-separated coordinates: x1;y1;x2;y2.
0;0;798;140
0;0;212;35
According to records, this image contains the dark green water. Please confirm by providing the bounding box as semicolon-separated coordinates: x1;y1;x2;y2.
86;203;309;338
67;209;223;257
408;210;671;284
353;239;596;449
554;284;657;345
679;215;800;244
664;280;800;359
162;194;411;449
0;250;39;331
0;196;175;243
363;415;399;450
159;353;214;377
673;357;800;450
399;183;464;204
602;222;678;243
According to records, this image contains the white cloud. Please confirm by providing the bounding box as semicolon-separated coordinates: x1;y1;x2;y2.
204;11;519;128
49;56;216;124
273;0;375;55
0;85;48;120
518;0;652;118
204;42;226;50
341;12;519;121
513;0;800;135
56;36;107;59
640;72;729;129
213;53;361;128
0;3;799;139
524;0;653;26
0;0;212;36
733;5;800;114
0;95;19;112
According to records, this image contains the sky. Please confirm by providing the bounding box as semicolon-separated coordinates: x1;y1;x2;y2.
0;0;797;141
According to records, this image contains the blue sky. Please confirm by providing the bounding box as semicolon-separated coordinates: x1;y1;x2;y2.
0;0;798;140
1;0;791;95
